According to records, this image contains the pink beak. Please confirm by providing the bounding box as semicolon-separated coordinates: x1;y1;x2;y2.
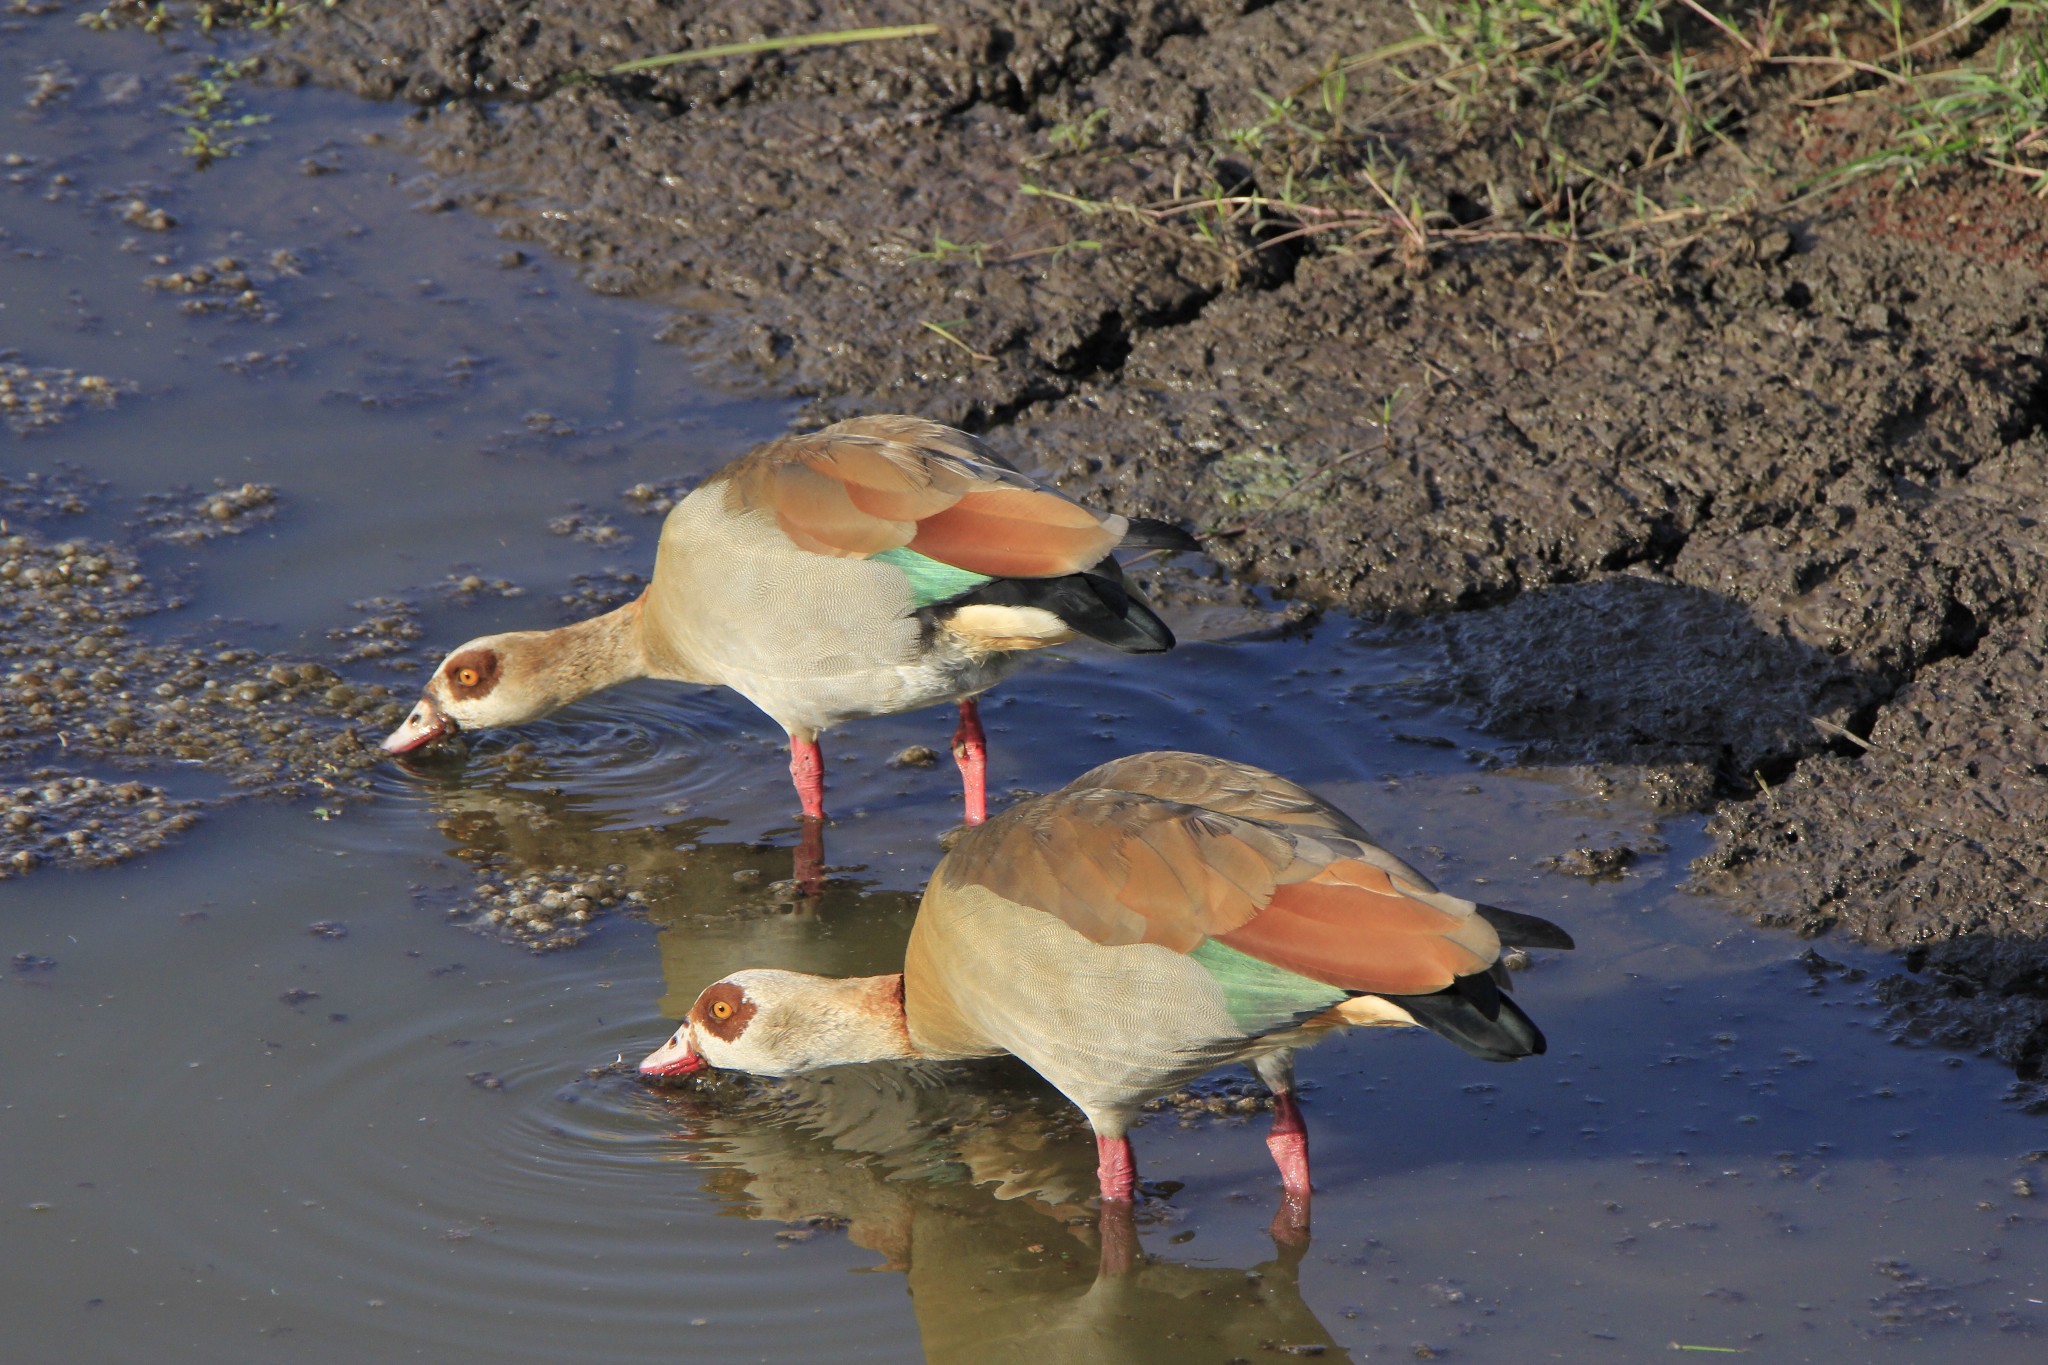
382;698;454;754
639;1032;705;1077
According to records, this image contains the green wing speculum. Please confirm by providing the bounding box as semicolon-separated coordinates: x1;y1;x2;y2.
871;545;996;608
1188;938;1348;1036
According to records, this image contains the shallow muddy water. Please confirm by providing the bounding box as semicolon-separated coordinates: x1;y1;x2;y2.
4;18;2045;1365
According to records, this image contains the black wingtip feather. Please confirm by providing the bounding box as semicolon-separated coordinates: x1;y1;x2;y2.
1475;903;1575;951
1377;973;1548;1062
1074;583;1175;652
1121;517;1201;553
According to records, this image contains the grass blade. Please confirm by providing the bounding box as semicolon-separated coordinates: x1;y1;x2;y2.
606;24;942;77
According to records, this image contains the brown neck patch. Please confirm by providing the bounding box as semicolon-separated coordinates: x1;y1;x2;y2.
443;647;501;700
693;981;757;1042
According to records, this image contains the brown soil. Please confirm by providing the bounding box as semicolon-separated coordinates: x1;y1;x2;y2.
57;1;2048;1075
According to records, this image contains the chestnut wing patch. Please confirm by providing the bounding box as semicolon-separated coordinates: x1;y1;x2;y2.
1216;859;1497;996
731;418;1126;578
904;487;1122;578
942;788;1501;998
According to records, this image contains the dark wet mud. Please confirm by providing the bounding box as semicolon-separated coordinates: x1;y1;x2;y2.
6;7;2048;1362
260;0;2048;1071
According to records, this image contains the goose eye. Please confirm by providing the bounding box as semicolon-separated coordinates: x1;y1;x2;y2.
710;1000;734;1021
454;666;480;687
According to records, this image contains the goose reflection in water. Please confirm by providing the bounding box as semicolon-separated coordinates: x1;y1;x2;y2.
634;1063;1351;1364
409;740;863;949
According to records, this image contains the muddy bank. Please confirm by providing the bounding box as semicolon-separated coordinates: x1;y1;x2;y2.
1698;614;2048;1087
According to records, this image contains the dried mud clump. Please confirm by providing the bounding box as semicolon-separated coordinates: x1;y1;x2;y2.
428;863;641;951
2;773;204;877
619;480;694;517
1;525;401;870
1;466;105;521
328;595;423;667
137;480;279;544
547;507;628;546
557;568;646;620
1;356;134;435
1543;845;1638;881
438;572;526;606
1868;1258;1966;1338
1140;1072;1278;1127
422;785;716;948
143;255;281;322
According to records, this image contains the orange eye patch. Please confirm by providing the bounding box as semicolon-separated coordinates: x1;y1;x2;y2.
442;649;499;698
697;983;753;1039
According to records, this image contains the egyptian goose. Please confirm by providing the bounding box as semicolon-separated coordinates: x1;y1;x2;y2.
640;751;1572;1227
384;416;1191;825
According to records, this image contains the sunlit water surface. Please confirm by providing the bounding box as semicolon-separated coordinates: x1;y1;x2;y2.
3;18;2044;1365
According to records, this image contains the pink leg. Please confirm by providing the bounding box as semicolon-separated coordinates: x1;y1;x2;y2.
1095;1132;1136;1205
788;735;826;822
951;698;988;826
1267;1089;1310;1195
1267;1089;1311;1242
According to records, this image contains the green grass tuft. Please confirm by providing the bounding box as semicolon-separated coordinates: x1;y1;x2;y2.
1014;2;2048;277
165;55;270;169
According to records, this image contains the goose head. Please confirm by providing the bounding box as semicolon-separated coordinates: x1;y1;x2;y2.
640;969;912;1078
381;631;569;754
